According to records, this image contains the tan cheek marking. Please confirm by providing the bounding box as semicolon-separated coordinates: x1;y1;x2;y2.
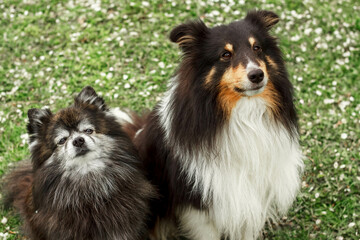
204;67;216;87
265;55;278;70
224;43;233;53
217;65;247;118
249;37;255;46
254;81;280;117
259;60;269;80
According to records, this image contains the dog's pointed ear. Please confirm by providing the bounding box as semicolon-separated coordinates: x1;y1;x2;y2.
245;10;279;30
27;108;52;137
170;20;209;51
75;86;107;111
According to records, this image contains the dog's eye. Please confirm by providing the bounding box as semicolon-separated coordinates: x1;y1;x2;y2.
84;129;94;134
253;45;262;52
58;137;67;145
221;51;232;60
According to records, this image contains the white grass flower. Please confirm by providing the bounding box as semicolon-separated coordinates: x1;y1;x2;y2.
348;222;355;228
340;173;345;180
0;232;9;238
304;28;312;35
129;32;139;37
1;216;7;224
324;99;335;104
106;72;113;79
142;1;150;7
300;44;307;52
211;10;220;16
290;35;300;41
343;52;350;57
158;62;165;68
339;101;350;111
315;28;323;34
119;28;127;34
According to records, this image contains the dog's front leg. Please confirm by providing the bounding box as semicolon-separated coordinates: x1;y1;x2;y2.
178;207;221;240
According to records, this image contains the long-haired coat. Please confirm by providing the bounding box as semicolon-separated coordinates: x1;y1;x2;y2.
3;86;155;240
120;10;304;240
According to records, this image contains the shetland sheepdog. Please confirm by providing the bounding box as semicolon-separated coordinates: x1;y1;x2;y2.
120;10;304;240
3;86;155;240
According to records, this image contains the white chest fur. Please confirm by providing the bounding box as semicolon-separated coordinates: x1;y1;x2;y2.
178;97;304;240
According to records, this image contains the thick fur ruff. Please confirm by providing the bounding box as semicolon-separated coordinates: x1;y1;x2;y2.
3;86;155;240
120;10;304;240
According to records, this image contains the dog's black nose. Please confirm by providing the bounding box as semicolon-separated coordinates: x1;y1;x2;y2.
247;69;264;83
73;137;85;147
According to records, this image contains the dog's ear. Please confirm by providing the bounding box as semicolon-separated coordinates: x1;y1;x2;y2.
170;20;209;51
245;10;279;30
27;108;52;138
75;86;107;111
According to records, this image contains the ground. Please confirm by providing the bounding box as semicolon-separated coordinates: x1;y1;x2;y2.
0;0;359;239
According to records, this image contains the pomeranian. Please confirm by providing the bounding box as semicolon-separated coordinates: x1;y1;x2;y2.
3;86;155;240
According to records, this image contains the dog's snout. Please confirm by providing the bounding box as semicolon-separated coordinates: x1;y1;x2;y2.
247;69;264;83
73;137;85;147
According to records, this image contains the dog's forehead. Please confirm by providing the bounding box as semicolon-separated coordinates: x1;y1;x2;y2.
52;107;86;129
210;21;257;48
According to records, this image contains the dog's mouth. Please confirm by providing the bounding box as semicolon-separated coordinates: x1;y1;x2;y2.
75;147;90;157
234;85;264;93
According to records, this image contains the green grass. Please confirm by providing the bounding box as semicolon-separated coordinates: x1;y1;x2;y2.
0;0;359;239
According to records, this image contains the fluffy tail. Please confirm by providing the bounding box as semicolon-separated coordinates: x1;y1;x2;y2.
110;108;149;140
2;161;33;215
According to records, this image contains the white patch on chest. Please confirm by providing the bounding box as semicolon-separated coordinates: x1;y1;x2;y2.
179;97;304;239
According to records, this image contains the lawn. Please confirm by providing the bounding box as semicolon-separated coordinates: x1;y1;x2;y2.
0;0;359;239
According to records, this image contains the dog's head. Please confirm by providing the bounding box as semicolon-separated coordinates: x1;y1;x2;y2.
170;10;288;116
27;86;128;174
